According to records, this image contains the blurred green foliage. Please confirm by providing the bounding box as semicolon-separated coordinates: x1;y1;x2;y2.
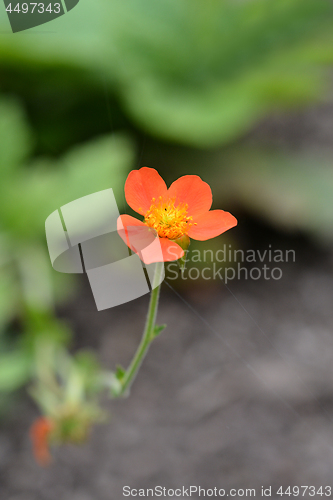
105;0;333;146
0;0;333;415
0;98;134;411
219;149;333;240
0;0;333;147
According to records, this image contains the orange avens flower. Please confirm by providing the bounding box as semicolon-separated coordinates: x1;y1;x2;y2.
118;167;237;263
30;416;54;466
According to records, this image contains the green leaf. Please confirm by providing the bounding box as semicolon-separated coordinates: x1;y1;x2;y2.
0;99;33;176
105;0;333;146
0;351;32;392
0;269;19;329
0;134;134;239
0;0;332;146
74;350;102;394
219;148;333;241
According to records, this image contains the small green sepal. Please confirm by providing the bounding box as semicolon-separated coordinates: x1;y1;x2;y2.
152;324;167;338
105;365;126;397
115;365;126;381
172;235;190;272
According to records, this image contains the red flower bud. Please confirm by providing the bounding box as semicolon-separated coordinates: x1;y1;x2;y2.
30;417;54;466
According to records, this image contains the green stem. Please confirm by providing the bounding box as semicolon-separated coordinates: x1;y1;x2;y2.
118;261;164;397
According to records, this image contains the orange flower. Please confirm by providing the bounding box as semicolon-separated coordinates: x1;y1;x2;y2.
30;416;54;466
118;167;237;263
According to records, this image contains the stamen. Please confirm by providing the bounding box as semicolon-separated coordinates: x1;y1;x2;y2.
144;197;194;240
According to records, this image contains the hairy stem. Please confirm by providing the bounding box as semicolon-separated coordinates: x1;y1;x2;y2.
118;261;164;397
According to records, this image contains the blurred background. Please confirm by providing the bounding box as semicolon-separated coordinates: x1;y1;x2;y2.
1;0;333;498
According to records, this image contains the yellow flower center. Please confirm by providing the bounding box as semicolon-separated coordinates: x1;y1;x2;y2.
144;197;194;240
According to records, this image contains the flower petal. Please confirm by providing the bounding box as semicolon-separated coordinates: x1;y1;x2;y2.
117;214;146;252
167;175;212;217
117;214;145;229
125;167;168;215
139;237;184;264
188;210;237;241
30;417;53;466
117;215;183;263
158;238;184;262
